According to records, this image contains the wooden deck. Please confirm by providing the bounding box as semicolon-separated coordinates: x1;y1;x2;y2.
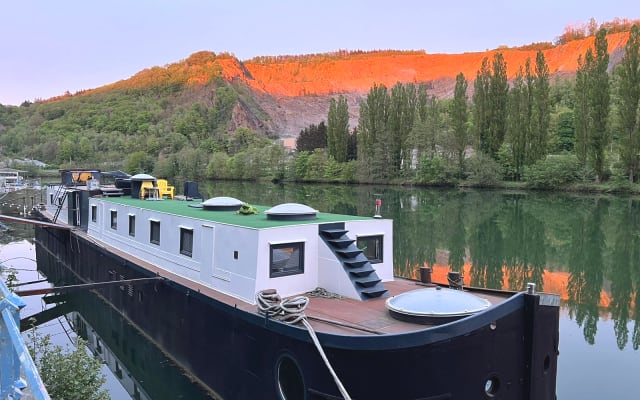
303;279;510;335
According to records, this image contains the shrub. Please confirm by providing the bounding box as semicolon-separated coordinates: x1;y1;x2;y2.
27;326;109;400
523;154;581;189
416;156;458;186
464;153;502;187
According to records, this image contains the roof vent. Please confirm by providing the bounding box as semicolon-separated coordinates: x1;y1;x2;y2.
265;203;318;221
130;173;156;181
201;196;244;211
386;287;491;325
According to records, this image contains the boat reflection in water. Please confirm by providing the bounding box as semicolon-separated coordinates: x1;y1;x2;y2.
35;253;215;400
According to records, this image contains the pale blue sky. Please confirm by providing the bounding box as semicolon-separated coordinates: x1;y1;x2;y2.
1;0;637;105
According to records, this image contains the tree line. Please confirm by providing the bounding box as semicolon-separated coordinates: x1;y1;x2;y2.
0;26;639;192
294;25;640;190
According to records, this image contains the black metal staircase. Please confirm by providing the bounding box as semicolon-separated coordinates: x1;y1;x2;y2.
52;185;68;223
319;223;388;300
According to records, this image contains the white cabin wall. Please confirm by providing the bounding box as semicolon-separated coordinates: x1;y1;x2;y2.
87;199;262;304
211;225;259;303
254;225;319;299
317;240;361;300
345;219;394;281
89;200;202;281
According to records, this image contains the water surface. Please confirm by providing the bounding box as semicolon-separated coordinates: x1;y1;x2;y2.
3;184;639;399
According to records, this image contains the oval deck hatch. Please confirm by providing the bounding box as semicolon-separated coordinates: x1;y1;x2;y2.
202;196;244;211
385;287;491;324
265;203;318;221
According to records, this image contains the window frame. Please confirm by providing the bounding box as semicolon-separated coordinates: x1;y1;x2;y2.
180;227;194;257
110;210;117;230
128;214;136;237
269;242;305;278
356;235;383;264
149;220;160;245
91;205;97;223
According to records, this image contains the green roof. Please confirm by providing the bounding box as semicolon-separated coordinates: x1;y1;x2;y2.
100;196;372;229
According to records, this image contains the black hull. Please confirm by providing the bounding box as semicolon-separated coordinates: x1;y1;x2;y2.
35;226;559;400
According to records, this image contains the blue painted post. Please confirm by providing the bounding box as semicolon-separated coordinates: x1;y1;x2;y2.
0;278;50;400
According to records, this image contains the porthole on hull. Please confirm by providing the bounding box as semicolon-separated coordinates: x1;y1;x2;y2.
277;355;305;400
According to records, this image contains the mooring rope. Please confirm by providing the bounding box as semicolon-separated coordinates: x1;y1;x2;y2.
256;289;352;400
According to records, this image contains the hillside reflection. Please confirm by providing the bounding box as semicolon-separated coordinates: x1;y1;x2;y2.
205;182;640;351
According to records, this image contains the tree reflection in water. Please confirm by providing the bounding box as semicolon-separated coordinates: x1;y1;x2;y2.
201;181;639;349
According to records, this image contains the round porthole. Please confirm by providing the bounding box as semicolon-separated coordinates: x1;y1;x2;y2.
277;355;305;400
544;355;551;372
484;375;500;397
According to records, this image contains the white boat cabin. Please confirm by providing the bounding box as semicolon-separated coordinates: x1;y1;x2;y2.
47;179;393;304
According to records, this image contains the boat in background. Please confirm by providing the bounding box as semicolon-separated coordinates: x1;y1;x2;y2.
27;169;560;399
0;168;25;192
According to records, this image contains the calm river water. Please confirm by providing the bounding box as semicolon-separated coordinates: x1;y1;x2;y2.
1;183;639;399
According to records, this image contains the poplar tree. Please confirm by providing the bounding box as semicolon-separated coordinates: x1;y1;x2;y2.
589;28;610;182
473;53;508;159
450;72;470;171
615;24;640;182
489;53;509;158
508;66;530;179
327;95;350;162
358;84;390;180
473;57;491;155
574;28;610;182
388;83;417;173
530;50;551;163
574;53;591;165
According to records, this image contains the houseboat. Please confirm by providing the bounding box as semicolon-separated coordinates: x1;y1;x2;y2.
0;168;24;191
32;169;559;399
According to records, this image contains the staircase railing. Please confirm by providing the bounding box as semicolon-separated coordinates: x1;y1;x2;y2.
51;185;67;223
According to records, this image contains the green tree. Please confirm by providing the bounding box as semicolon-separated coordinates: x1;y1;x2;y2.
449;73;470;171
530;50;551;163
488;52;509;158
125;150;155;174
296;122;327;152
327;95;349;162
589;28;611;182
555;110;575;152
357;83;390;181
28;328;109;400
388;83;417;173
473;57;492;156
615;24;640;182
574;52;591;164
408;88;440;162
507;65;530;180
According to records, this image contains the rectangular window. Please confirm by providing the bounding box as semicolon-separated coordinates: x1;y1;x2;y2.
128;215;135;237
91;205;97;222
180;228;193;257
110;210;117;229
357;235;383;264
270;242;304;278
150;220;160;245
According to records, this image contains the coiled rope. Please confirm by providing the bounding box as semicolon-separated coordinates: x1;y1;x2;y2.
256;289;352;400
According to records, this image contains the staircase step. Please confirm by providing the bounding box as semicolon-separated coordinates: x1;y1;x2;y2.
349;268;375;278
336;249;363;258
361;288;388;298
344;259;369;268
320;229;348;239
356;278;382;288
327;238;355;248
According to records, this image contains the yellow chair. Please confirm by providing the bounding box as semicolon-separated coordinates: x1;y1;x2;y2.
157;179;175;199
140;181;157;199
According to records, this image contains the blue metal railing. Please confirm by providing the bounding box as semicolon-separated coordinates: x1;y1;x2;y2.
0;272;50;400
